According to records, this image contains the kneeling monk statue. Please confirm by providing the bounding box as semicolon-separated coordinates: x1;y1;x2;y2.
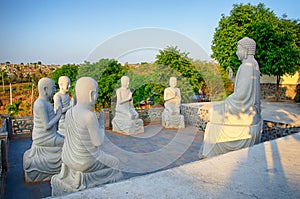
51;77;122;196
23;77;64;182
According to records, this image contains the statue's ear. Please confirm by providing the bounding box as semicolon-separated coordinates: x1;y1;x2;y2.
89;90;97;103
44;86;48;96
89;90;93;103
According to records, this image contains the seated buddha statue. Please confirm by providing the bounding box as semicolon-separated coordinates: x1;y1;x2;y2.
53;76;73;135
200;37;262;158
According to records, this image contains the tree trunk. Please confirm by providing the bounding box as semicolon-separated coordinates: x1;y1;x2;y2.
276;75;280;101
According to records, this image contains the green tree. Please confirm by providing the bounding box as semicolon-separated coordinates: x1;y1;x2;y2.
128;63;194;106
78;59;128;109
212;3;300;101
155;46;204;94
247;19;300;100
193;61;232;101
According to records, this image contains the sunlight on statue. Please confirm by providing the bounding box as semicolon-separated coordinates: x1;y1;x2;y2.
200;37;262;158
162;77;185;129
53;76;73;135
112;76;144;135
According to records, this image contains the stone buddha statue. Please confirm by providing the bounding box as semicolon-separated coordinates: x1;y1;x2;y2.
51;77;122;196
23;77;64;182
53;76;73;135
162;77;185;129
200;37;262;158
112;76;144;135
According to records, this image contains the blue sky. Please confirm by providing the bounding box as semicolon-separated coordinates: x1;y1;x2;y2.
0;0;299;65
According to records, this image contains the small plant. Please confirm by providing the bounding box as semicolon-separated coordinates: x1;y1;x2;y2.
6;101;23;117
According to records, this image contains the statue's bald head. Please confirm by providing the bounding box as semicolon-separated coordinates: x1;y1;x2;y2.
121;76;130;87
58;76;70;85
38;77;54;95
75;77;98;103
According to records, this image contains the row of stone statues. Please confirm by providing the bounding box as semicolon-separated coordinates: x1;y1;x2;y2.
112;76;185;135
23;73;185;196
23;76;123;195
23;36;262;196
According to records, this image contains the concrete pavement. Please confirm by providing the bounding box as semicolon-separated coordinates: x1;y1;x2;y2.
56;132;300;199
54;101;300;198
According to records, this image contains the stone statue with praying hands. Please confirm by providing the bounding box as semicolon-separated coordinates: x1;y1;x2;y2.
162;77;185;129
23;77;64;182
112;76;144;135
53;76;73;135
51;77;122;196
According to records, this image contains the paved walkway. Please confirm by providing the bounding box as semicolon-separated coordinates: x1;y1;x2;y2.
4;138;51;199
59;132;300;199
4;125;203;199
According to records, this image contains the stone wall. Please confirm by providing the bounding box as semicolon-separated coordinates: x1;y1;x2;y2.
180;103;300;143
261;121;300;142
260;83;300;101
138;107;164;125
180;103;209;130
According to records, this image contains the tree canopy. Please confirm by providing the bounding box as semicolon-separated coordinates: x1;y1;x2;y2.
212;3;300;76
50;64;79;94
212;3;300;100
127;63;194;107
155;46;204;94
78;59;128;109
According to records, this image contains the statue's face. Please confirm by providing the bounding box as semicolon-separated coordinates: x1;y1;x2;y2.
236;44;246;61
46;81;56;98
59;79;70;93
170;77;177;88
121;77;129;88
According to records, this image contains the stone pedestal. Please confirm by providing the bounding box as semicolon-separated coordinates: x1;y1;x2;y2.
162;111;185;129
201;121;262;158
112;117;144;136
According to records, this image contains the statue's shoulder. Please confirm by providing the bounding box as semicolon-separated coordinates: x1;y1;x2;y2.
84;110;97;124
165;87;171;91
243;57;258;67
53;92;62;100
34;98;50;111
